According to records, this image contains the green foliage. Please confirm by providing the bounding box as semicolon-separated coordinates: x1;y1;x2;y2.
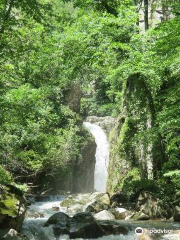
14;183;28;193
0;166;12;184
0;0;93;190
0;0;180;204
123;178;158;197
162;170;180;204
121;167;140;194
164;170;180;178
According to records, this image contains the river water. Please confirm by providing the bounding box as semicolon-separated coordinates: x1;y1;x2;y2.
20;122;180;239
21;196;180;240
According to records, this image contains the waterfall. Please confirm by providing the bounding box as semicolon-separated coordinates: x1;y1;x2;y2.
83;122;109;192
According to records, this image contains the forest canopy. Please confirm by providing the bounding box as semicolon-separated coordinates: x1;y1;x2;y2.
0;0;180;204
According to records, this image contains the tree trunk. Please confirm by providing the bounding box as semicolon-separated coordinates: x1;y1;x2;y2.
0;0;14;33
144;0;149;30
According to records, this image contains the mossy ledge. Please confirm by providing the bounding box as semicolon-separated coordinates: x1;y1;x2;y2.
0;184;26;231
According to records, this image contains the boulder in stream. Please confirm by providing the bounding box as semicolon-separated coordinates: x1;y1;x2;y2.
60;192;111;214
45;211;104;238
98;220;129;236
60;195;75;207
45;212;70;236
112;207;127;220
85;193;110;213
45;211;129;239
69;212;104;239
94;210;115;220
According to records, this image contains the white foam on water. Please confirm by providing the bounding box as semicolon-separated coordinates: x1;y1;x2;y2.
26;200;67;219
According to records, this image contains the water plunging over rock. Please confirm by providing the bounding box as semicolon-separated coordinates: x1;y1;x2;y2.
83;122;109;192
86;116;116;136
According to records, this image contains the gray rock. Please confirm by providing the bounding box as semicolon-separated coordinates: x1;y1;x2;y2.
85;193;110;213
137;213;150;220
125;211;135;220
112;208;126;220
60;195;74;207
67;203;84;213
98;194;110;205
45;212;70;236
52;206;59;211
135;191;170;220
69;212;104;239
86;116;116;136
98;220;129;236
86;201;108;213
44;212;69;227
173;206;180;222
45;211;104;239
64;82;82;113
132;212;150;220
94;210;115;220
60;193;110;214
72;134;96;193
1;229;29;240
45;211;129;238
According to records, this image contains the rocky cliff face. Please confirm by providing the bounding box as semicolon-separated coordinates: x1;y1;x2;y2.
63;83;97;193
107;115;133;194
64;82;82;113
86;116;116;137
43;128;96;194
107;114;157;194
72;132;96;193
107;74;165;194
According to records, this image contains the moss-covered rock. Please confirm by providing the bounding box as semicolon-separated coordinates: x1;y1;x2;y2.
0;184;26;231
173;206;180;222
107;115;138;194
85;193;110;213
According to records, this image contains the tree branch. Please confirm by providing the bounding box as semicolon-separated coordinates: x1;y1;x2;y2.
0;0;14;33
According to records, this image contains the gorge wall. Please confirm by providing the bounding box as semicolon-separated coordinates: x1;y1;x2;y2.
72;131;96;193
107;73;165;194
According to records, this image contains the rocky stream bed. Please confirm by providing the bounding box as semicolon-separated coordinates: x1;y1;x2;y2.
1;191;180;240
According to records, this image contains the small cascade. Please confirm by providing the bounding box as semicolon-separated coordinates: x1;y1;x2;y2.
83;122;109;192
21;197;67;240
20;194;180;240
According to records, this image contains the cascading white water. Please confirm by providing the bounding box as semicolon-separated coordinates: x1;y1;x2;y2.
83;122;109;192
18;122;180;240
21;195;180;240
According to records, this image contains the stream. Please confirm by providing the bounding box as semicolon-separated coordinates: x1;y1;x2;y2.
20;122;180;240
21;195;180;240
